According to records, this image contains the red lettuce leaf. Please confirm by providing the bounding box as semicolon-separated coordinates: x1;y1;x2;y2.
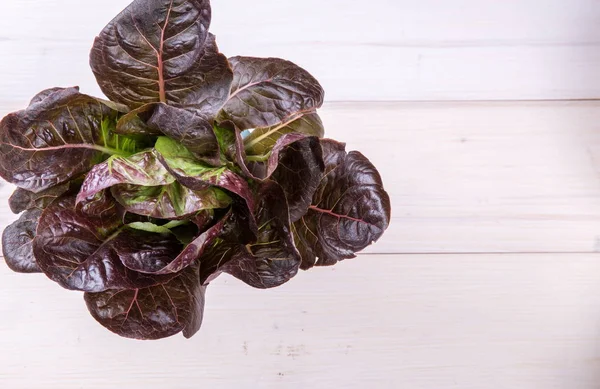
77;188;125;219
163;211;229;273
218;57;324;130
227;121;324;222
8;182;71;214
84;262;206;340
78;150;174;200
226;182;301;288
2;209;42;273
200;182;301;289
33;196;175;292
220;250;301;290
104;226;184;273
243;113;325;156
155;136;256;215
77;149;231;219
119;212;228;275
0;87;137;192
91;0;232;110
113;183;229;220
293;139;391;269
269;136;324;223
147;103;221;166
114;103;162;136
29;87;70;105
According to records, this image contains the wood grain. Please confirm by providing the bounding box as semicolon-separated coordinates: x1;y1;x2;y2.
1;253;599;389
0;1;599;102
321;101;600;254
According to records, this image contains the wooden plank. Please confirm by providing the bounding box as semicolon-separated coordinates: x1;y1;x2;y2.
319;101;600;254
1;253;599;388
2;101;600;254
5;0;600;44
0;1;599;101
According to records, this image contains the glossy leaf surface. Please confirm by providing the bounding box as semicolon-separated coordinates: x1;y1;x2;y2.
293;139;391;269
85;263;206;340
199;183;300;289
78;150;174;201
120;212;227;275
78;149;231;219
219;57;324;130
231;124;324;222
114;103;161;136
244;113;324;156
91;0;232;110
0;88;136;192
147;104;220;165
155;136;255;212
113;182;230;219
8;182;71;214
2;209;42;273
221;182;301;288
103;226;183;273
33;196;173;292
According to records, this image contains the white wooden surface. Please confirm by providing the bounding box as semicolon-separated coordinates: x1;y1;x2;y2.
2;254;600;389
1;1;600;102
2;1;600;388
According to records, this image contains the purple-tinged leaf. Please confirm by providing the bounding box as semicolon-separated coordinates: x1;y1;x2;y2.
220;250;301;290
269;136;324;223
148;104;221;166
77;149;231;219
244;134;324;223
113;183;230;220
84;262;206;340
218;57;324;130
189;207;259;284
77;188;124;219
33;196;173;292
104;226;183;273
244;113;324;156
228;121;324;222
200;182;301;289
120;212;228;275
77;150;174;202
190;211;214;231
8;182;71;214
2;209;42;273
170;34;232;112
155;136;255;213
198;241;236;285
293;139;391;269
221;182;300;288
29;87;67;106
0;87;138;192
91;0;232;110
114;103;162;136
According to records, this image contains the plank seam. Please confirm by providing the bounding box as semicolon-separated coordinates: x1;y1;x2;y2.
2;252;600;261
324;98;600;104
